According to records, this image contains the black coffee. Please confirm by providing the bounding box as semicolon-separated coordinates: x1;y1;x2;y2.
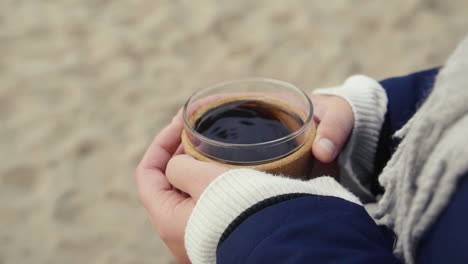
193;99;304;163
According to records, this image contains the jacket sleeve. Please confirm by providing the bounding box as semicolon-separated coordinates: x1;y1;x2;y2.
184;169;400;264
216;174;468;264
217;195;401;264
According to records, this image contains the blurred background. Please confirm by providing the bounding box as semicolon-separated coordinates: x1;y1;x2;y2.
0;0;467;263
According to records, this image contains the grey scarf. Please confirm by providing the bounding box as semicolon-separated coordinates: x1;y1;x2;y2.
374;36;468;264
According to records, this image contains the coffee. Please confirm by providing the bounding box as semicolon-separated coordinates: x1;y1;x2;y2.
182;78;315;178
192;99;304;163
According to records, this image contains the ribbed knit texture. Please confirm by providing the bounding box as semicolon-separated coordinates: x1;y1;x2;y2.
314;75;388;201
184;169;361;264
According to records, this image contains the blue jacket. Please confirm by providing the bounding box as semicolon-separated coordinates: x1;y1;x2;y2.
216;68;468;264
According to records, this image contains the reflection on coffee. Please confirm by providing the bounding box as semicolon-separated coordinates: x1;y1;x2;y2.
193;99;304;163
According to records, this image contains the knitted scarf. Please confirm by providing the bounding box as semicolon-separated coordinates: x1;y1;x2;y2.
374;36;468;264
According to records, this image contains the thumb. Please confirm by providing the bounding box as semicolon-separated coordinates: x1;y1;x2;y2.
166;154;229;200
312;99;354;163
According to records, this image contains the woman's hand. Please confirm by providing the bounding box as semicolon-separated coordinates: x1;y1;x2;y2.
135;93;354;263
308;94;354;179
310;94;354;163
135;114;228;264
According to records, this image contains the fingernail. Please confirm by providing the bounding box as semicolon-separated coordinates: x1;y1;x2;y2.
318;138;336;158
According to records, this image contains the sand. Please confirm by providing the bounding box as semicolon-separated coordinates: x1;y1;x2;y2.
0;1;467;263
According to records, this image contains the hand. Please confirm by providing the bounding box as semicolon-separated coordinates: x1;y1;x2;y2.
310;94;354;162
135;114;229;264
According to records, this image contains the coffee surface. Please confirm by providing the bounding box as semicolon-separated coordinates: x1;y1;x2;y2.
193;99;304;162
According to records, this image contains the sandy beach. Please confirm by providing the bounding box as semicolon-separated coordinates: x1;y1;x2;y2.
1;1;467;263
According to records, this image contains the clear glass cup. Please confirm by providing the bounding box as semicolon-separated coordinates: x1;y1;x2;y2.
182;78;314;168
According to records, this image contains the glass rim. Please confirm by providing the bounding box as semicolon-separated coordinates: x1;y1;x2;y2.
182;77;314;148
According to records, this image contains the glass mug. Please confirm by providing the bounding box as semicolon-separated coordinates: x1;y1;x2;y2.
181;78;315;179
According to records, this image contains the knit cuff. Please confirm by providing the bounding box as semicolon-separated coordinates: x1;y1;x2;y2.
185;168;361;264
313;75;388;201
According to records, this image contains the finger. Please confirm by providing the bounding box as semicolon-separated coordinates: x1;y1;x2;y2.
174;143;185;156
310;95;326;123
136;117;185;208
312;99;354;163
172;109;186;156
139;117;184;171
166;154;229;199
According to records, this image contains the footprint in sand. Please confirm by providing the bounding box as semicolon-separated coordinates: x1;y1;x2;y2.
0;165;40;196
53;190;85;223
